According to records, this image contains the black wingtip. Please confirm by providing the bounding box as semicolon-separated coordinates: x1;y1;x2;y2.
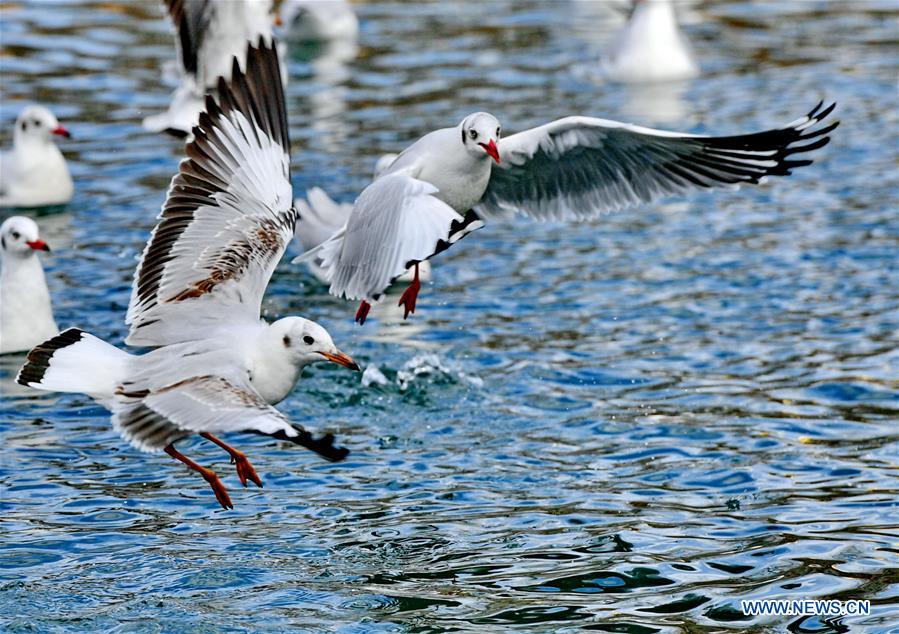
185;35;288;152
16;328;85;387
807;99;825;118
266;427;350;462
816;101;837;121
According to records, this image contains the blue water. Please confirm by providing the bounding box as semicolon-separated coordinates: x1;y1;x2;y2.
1;1;898;631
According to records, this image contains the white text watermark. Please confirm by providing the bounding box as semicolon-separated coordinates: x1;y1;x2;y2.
741;599;870;617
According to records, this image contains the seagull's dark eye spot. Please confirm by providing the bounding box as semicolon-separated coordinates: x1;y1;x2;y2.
496;127;501;137
20;121;27;131
11;231;20;240
303;335;315;345
33;119;41;127
469;129;478;140
282;335;291;347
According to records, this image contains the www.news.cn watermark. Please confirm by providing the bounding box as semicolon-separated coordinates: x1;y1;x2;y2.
741;599;871;617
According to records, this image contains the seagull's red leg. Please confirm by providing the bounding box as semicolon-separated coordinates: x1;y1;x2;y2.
200;432;263;488
397;263;421;319
355;300;371;325
164;444;233;510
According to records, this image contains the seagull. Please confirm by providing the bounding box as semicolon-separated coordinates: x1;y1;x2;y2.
601;0;699;83
279;0;358;42
0;105;73;208
1;216;58;354
18;40;360;510
293;153;431;286
298;103;839;324
143;0;278;137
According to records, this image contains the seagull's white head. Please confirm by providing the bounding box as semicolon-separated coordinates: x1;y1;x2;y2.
0;216;50;259
460;112;501;164
270;316;360;371
13;105;70;146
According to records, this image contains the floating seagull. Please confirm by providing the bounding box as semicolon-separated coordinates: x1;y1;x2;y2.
601;0;699;83
279;0;358;42
0;106;73;208
19;40;359;510
143;0;278;137
298;103;838;324
293;153;431;286
0;216;58;354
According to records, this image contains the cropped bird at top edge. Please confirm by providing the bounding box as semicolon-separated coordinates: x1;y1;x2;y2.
296;103;839;325
143;0;280;137
1;216;58;354
0;105;73;208
18;39;359;511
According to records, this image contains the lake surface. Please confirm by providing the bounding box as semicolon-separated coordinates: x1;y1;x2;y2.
1;1;897;631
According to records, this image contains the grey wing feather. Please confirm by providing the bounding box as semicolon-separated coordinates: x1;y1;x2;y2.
478;102;838;221
112;375;294;452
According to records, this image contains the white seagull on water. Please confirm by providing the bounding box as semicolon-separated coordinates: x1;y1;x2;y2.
0;105;73;208
143;0;278;137
298;103;838;325
0;216;58;354
600;0;699;83
279;0;358;42
18;40;359;510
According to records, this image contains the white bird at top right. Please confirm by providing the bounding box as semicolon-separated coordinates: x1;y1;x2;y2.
299;102;838;325
601;0;699;83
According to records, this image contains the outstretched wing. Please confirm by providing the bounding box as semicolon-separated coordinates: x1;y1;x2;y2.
478;101;838;221
127;39;295;347
164;0;211;77
112;375;348;461
308;172;478;302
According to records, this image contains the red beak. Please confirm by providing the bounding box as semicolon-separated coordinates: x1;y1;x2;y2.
479;139;500;164
26;239;50;252
51;125;71;138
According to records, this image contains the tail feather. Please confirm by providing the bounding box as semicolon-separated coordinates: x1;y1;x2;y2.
17;328;129;400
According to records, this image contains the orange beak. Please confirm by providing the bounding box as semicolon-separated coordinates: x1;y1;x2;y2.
26;239;50;252
479;139;500;164
319;350;360;371
52;125;71;138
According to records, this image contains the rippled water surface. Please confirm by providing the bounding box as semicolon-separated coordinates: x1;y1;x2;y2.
2;1;898;631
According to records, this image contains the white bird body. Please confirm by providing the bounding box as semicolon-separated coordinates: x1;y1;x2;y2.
144;0;278;136
601;0;698;83
387;127;493;213
0;217;58;353
0;106;73;208
25;318;331;425
299;104;838;321
19;41;357;509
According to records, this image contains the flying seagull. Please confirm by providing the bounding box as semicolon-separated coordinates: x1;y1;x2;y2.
0;216;58;353
143;0;278;137
19;39;359;510
0;105;73;207
298;102;838;324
